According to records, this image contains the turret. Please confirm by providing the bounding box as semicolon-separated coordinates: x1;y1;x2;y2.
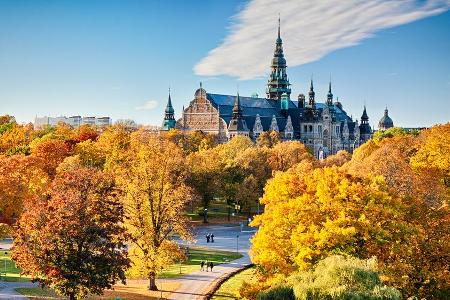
308;79;315;107
280;92;289;116
298;94;305;108
266;16;291;100
359;106;372;142
161;89;176;131
378;107;394;131
327;81;333;106
228;92;249;138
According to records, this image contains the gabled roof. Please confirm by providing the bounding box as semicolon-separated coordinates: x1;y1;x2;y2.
207;93;300;135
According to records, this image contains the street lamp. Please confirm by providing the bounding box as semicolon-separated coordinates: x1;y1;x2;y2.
3;251;7;279
204;208;208;223
236;235;239;254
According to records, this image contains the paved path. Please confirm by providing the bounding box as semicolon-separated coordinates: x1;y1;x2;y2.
0;282;37;300
0;240;37;300
167;225;255;300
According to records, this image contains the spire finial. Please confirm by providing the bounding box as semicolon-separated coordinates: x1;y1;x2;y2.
278;13;281;39
310;75;314;90
200;81;202;89
329;74;332;93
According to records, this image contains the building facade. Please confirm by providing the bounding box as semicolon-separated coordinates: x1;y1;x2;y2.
34;115;111;129
162;20;373;158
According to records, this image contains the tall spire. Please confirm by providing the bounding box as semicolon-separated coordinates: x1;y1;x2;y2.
228;92;249;134
232;92;242;118
327;78;333;105
266;15;291;100
162;88;176;131
308;78;315;107
277;14;281;41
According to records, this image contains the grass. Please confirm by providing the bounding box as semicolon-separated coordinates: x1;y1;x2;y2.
186;199;259;224
16;281;180;300
212;267;257;300
0;250;30;282
159;247;242;278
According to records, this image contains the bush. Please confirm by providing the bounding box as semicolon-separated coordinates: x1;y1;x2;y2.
257;286;295;300
290;255;401;300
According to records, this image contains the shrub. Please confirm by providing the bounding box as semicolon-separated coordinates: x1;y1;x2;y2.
290;255;401;300
257;286;295;300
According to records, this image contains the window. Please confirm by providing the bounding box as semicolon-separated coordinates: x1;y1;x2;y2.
309;125;313;132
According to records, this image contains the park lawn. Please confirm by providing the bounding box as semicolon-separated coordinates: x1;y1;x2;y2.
16;281;180;300
0;250;30;282
212;267;257;300
159;247;242;278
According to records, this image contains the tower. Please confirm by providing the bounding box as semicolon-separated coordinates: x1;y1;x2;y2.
280;92;289;116
161;89;176;131
308;79;315;107
266;16;291;100
359;106;372;142
378;107;394;131
228;92;249;138
327;81;333;106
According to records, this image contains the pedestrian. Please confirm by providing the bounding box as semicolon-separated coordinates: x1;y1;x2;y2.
200;260;205;271
211;233;215;243
209;261;214;272
205;260;209;272
206;233;210;243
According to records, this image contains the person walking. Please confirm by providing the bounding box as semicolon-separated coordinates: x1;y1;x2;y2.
200;260;205;271
209;261;214;272
206;233;210;243
211;233;215;243
205;260;209;272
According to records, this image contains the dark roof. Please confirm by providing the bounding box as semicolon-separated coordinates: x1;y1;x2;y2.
378;109;393;128
206;93;357;137
207;93;300;136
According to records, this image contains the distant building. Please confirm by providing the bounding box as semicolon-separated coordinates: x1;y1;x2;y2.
68;116;82;128
34;115;111;129
95;117;111;127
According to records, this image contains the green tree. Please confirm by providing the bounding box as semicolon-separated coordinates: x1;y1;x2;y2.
290;255;401;300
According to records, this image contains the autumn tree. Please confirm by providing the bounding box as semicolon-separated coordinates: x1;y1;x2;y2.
320;150;351;167
11;168;129;300
186;148;222;222
31;139;73;177
165;129;217;154
268;140;313;172
251;163;415;287
256;131;281;148
119;136;192;290
234;146;272;215
0;155;48;224
411;123;450;187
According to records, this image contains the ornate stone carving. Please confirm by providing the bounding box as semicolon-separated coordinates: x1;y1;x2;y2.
270;115;279;132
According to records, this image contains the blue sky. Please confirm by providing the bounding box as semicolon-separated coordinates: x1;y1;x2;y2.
0;0;449;128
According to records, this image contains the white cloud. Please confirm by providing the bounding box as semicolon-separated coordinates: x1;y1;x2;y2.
194;0;450;80
135;100;158;110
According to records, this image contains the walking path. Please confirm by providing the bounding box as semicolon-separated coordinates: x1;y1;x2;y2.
0;282;37;300
1;225;255;300
167;225;255;300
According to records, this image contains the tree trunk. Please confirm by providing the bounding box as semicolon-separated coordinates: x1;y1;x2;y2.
203;208;208;223
148;273;158;291
69;293;76;300
227;206;231;222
